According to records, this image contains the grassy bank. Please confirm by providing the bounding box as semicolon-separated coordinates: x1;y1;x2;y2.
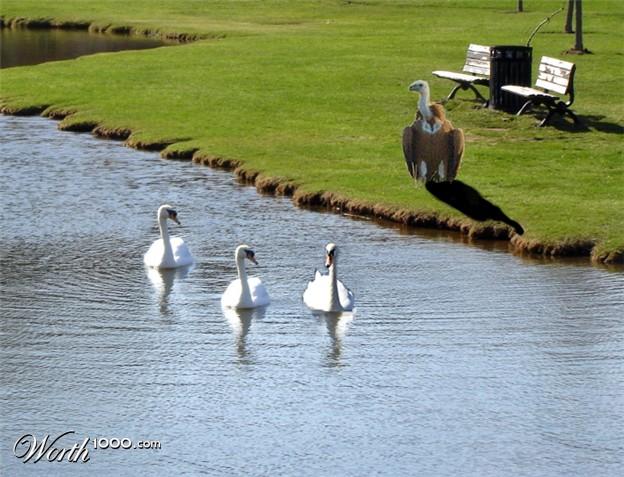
1;0;622;263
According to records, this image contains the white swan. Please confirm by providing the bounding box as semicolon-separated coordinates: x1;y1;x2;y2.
144;204;194;269
221;245;270;309
303;243;354;312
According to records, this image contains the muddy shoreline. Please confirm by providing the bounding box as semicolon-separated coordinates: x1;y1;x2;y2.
2;102;620;265
0;16;202;42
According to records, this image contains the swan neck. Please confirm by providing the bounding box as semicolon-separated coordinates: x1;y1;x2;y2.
158;215;174;264
236;256;252;305
328;263;341;311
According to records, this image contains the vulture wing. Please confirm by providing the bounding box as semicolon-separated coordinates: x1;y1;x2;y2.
402;126;416;178
448;128;465;180
401;118;464;183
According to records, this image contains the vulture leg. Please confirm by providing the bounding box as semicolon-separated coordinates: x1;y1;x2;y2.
425;180;524;235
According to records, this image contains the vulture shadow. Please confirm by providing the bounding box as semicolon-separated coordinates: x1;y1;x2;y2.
425;180;524;235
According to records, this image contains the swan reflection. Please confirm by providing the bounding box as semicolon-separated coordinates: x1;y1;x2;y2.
146;264;192;315
312;310;354;366
222;305;267;364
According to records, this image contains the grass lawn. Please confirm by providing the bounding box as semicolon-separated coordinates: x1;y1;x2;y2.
1;0;622;262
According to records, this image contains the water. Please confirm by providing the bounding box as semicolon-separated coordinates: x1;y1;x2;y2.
0;28;168;69
0;115;623;476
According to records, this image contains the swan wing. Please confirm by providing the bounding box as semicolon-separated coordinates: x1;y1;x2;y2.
221;279;243;308
170;236;194;267
303;271;332;310
144;238;164;267
337;279;355;311
248;276;270;307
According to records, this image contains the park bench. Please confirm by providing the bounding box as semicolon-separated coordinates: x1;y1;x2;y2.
501;56;579;127
432;44;490;103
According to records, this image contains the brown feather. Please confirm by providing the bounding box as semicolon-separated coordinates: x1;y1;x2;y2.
429;103;446;121
402;113;464;183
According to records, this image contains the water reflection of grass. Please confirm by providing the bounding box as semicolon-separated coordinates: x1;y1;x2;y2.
1;0;622;262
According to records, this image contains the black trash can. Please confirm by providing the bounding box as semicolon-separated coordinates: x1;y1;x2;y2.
489;45;532;113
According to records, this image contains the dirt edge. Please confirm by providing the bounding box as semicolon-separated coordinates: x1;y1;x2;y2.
1;16;206;42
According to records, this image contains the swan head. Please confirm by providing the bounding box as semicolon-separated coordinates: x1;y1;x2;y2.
158;204;181;225
236;244;258;265
325;243;337;268
408;79;429;95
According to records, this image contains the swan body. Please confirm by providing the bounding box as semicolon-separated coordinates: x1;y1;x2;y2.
144;204;194;269
221;245;270;309
303;243;354;312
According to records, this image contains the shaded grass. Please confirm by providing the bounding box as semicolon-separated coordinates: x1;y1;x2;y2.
1;0;622;261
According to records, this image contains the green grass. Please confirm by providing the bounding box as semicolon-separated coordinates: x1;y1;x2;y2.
1;0;623;259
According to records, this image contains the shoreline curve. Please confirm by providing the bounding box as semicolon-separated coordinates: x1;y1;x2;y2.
1;103;620;265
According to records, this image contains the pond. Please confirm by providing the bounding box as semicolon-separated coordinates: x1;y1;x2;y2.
0;28;169;68
1;114;623;476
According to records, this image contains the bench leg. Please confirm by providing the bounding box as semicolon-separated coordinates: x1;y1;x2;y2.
446;82;487;105
447;84;463;101
538;109;556;127
565;108;580;125
539;103;580;127
516;100;534;116
538;101;561;126
467;84;488;104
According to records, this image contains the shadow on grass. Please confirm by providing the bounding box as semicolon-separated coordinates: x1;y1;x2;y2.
526;111;623;134
425;180;524;235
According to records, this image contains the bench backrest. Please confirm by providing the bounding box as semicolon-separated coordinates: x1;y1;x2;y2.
536;56;575;95
462;44;491;77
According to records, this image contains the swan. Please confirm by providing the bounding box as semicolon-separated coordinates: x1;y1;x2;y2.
303;243;354;312
221;245;270;309
144;204;194;269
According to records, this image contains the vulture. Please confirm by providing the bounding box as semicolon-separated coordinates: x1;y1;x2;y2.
402;80;464;182
401;80;524;235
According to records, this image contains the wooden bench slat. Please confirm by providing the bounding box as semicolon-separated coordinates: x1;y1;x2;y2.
432;71;488;82
537;75;571;90
466;52;490;61
539;63;572;79
501;85;555;99
468;44;490;53
536;73;570;87
536;79;568;94
465;59;489;67
464;65;489;75
541;56;575;70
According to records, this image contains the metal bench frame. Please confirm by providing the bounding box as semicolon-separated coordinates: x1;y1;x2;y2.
502;56;579;127
432;44;491;104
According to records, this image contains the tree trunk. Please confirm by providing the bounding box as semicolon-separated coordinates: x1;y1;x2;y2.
564;0;574;33
517;0;524;13
574;0;584;50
